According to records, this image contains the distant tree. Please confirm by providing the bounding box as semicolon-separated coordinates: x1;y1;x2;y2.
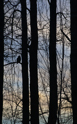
48;0;57;124
0;0;4;124
30;0;39;124
71;0;77;123
21;0;29;124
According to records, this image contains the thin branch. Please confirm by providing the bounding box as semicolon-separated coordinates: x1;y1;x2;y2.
4;62;22;66
61;29;71;42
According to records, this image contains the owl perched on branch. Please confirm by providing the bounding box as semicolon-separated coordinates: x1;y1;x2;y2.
17;56;21;64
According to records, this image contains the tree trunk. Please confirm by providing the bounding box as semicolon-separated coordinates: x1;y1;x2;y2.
30;0;39;124
71;0;77;123
21;0;29;124
48;0;57;124
0;0;4;124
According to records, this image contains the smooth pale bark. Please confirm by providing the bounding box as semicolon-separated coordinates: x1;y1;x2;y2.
30;0;39;124
48;0;57;124
71;0;77;123
0;0;4;124
21;0;29;124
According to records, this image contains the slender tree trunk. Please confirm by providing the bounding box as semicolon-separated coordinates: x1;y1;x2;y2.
30;0;39;124
0;1;4;124
48;0;57;124
71;0;77;123
21;0;29;124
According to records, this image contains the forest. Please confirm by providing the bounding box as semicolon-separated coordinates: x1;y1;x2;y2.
0;0;77;124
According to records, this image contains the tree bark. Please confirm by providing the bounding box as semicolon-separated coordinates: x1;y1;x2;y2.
0;0;4;124
21;0;29;124
48;0;57;124
30;0;39;124
71;0;77;123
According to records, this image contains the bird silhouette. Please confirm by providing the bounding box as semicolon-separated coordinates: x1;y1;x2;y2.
17;56;21;63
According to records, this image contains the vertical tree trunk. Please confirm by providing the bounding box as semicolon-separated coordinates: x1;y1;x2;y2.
21;0;29;124
0;0;4;124
48;0;57;124
30;0;39;124
71;0;77;123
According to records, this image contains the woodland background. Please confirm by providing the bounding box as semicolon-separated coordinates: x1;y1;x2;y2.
0;0;76;124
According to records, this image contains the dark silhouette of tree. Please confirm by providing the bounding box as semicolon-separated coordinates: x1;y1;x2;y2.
71;0;77;123
2;0;72;123
48;0;57;124
0;0;4;123
21;0;29;124
30;0;39;124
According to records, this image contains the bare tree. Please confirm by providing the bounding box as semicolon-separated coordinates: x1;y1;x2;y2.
48;0;57;124
30;0;39;124
21;0;29;124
